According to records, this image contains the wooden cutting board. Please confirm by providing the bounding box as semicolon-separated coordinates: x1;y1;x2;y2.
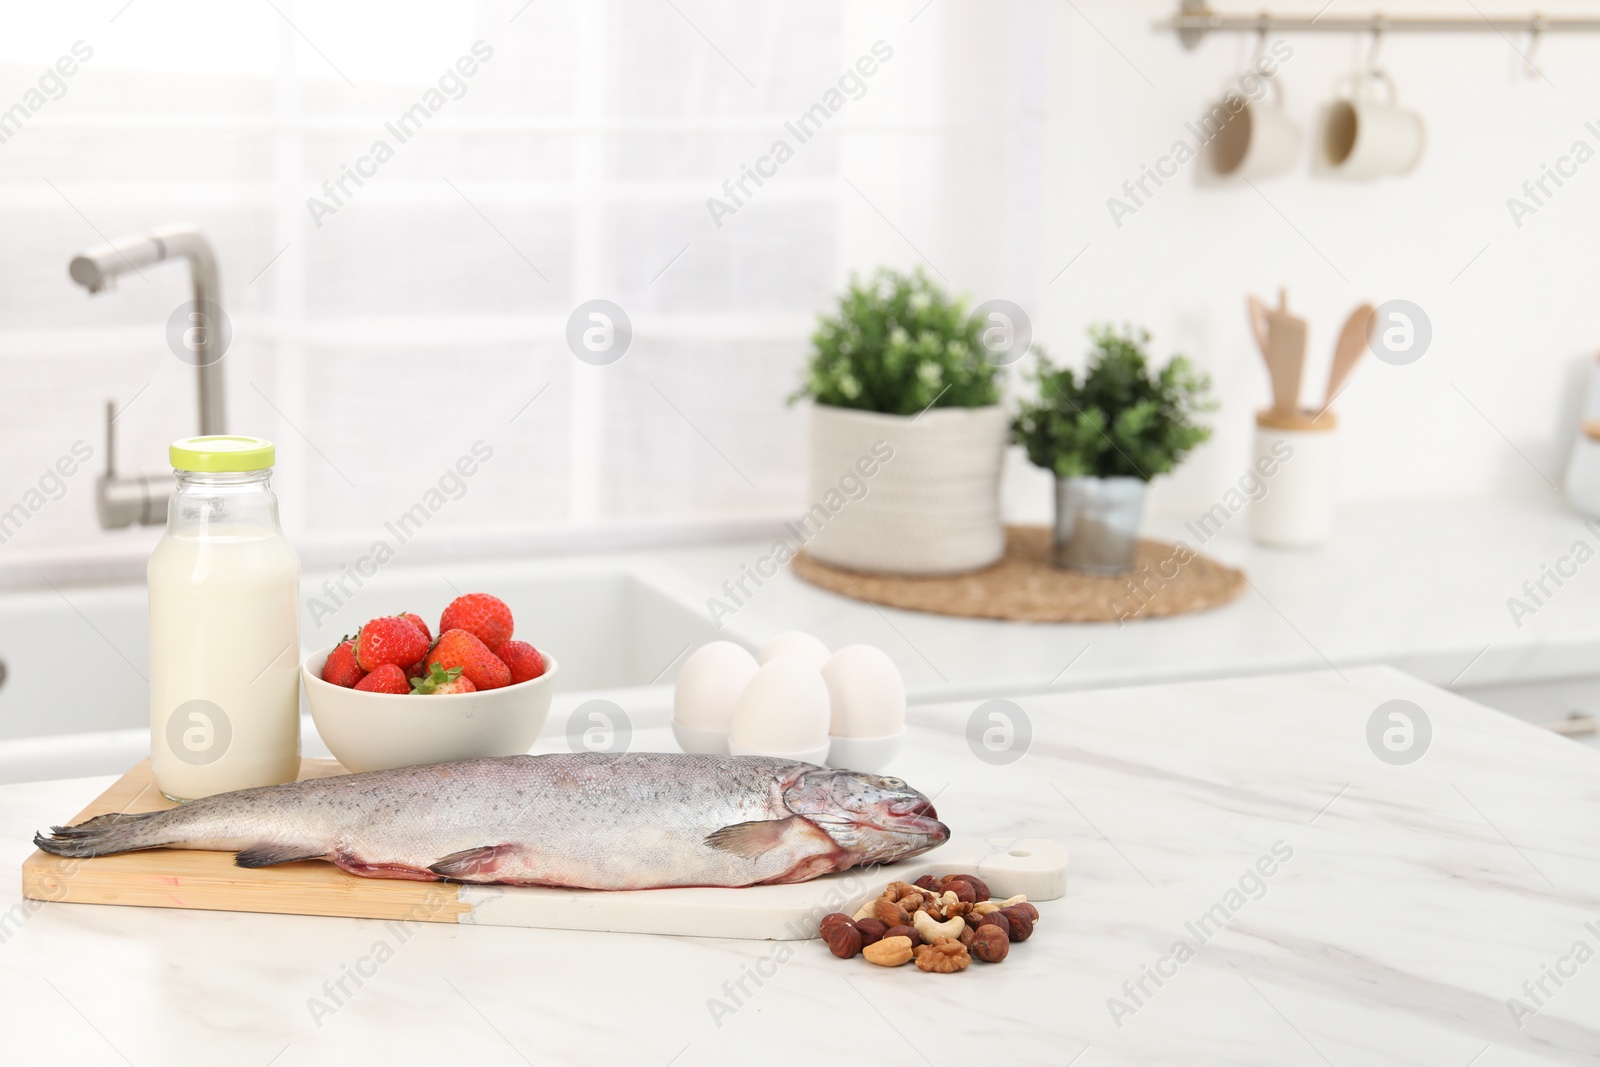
21;759;1068;940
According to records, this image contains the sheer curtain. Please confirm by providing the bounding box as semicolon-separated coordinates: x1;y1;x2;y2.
0;0;1044;575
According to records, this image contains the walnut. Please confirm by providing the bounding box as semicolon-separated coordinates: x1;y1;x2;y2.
970;925;1009;963
913;939;970;973
863;935;914;967
874;899;911;927
895;890;924;910
884;881;917;900
943;900;972;919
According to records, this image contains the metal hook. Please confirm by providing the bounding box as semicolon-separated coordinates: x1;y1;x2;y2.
1364;17;1387;76
1249;13;1270;68
1522;13;1547;78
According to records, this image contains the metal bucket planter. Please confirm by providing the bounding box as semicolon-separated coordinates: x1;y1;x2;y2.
1052;476;1146;574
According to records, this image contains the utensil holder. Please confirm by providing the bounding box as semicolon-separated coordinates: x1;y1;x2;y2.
1250;409;1337;548
1565;421;1600;518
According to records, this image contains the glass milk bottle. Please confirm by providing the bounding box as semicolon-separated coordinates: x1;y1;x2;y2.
148;437;301;800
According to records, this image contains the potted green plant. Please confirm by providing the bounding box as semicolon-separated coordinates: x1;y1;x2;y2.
1013;326;1215;574
793;268;1007;574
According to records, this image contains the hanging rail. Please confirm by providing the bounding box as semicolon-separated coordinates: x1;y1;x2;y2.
1161;3;1600;49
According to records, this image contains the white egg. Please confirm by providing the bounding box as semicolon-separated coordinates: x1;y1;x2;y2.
821;645;906;738
757;631;830;669
673;641;759;731
730;656;832;752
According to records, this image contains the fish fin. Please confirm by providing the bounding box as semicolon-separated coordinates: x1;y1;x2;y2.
704;818;803;859
428;844;518;879
33;810;169;859
234;844;327;869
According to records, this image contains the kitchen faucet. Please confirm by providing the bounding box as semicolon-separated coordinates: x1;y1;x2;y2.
68;225;226;528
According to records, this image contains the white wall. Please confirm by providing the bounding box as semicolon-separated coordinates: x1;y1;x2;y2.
1019;0;1599;524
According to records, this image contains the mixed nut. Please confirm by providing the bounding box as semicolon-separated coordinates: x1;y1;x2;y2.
818;873;1039;974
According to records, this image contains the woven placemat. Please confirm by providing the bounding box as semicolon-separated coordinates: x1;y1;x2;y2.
791;525;1246;623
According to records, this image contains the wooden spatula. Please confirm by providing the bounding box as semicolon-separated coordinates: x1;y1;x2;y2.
1324;303;1375;408
1247;288;1308;416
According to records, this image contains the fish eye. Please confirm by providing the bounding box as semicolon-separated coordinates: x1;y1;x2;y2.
880;777;906;788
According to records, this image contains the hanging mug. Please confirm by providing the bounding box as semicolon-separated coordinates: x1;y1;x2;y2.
1315;69;1425;180
1200;39;1302;183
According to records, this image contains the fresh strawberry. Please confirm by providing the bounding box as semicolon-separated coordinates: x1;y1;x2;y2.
399;612;432;643
353;663;410;694
321;638;365;688
426;628;511;690
438;593;514;652
498;639;546;685
410;662;476;695
356;616;430;671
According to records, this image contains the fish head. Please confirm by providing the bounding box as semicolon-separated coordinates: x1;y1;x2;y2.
783;768;949;865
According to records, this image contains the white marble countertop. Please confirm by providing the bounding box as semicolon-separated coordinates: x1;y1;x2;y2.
2;666;1596;1065
661;495;1600;701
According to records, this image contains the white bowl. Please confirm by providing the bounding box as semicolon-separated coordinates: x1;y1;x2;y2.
302;645;557;773
826;729;906;773
727;739;832;766
672;721;730;755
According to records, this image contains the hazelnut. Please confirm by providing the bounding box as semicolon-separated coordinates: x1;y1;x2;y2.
976;911;1011;940
960;874;991;901
862;935;914;967
825;922;862;959
942;878;979;903
971;924;1009;963
819;912;853;936
999;906;1034;942
883;923;920;947
913;939;970;973
914;875;941;891
874;899;911;927
854;917;889;946
958;924;976;948
1013;901;1040;924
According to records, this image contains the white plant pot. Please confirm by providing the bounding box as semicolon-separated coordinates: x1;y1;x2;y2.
803;404;1008;575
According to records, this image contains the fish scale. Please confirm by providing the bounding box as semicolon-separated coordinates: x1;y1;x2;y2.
34;752;949;890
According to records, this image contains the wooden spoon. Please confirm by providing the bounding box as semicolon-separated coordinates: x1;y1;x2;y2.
1247;289;1308;416
1324;303;1376;408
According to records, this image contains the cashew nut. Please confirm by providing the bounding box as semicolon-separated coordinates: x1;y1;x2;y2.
853;899;878;921
998;894;1028;908
971;901;1002;916
913;907;966;943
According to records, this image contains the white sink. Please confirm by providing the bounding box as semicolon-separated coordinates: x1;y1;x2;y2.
0;556;755;784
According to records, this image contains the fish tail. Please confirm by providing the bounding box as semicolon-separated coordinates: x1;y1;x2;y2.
33;809;179;859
